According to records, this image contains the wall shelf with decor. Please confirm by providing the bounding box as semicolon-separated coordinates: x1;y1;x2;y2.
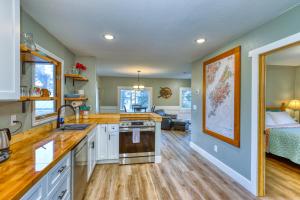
20;44;58;74
64;97;88;104
19;96;58;102
19;96;58;113
64;74;89;86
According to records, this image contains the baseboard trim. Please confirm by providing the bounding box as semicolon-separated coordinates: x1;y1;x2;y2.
96;159;119;164
189;142;256;195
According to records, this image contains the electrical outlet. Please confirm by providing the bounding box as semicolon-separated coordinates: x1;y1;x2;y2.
214;145;218;153
10;115;17;126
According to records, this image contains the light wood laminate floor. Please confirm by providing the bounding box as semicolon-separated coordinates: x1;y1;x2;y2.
263;154;300;200
84;130;256;200
84;130;300;200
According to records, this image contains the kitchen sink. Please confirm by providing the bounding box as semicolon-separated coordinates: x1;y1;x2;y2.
58;124;90;131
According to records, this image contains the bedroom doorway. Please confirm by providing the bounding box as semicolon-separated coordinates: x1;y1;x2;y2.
257;41;300;198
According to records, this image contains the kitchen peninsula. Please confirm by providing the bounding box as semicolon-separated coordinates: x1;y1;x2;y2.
0;113;162;200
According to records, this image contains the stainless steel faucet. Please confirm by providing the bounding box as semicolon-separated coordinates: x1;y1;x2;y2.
56;104;76;129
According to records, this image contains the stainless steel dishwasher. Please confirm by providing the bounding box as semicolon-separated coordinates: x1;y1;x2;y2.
72;136;88;200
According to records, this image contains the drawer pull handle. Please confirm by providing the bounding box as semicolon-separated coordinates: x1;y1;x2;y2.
57;165;66;173
58;189;67;199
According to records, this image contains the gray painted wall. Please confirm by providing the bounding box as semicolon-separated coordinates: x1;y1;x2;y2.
0;9;75;133
266;65;300;106
295;67;300;99
191;5;300;179
74;56;97;113
98;76;191;107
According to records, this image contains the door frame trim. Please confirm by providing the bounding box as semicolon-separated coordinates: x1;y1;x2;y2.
248;32;300;196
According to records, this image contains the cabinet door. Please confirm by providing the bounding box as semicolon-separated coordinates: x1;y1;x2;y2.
90;129;96;174
108;131;119;160
0;0;20;100
21;174;46;200
97;124;108;160
88;129;97;180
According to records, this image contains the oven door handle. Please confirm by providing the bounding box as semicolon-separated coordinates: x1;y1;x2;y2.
119;128;155;132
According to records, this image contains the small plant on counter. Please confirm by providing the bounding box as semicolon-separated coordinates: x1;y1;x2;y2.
79;104;91;119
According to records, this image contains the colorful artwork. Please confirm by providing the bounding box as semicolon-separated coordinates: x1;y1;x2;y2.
203;47;241;147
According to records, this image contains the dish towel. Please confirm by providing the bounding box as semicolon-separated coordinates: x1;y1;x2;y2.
132;128;140;143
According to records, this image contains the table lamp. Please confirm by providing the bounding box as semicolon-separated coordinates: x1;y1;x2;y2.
288;99;300;122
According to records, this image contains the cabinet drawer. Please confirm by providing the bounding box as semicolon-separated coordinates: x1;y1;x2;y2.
107;124;119;132
21;177;46;200
48;153;71;191
48;170;71;200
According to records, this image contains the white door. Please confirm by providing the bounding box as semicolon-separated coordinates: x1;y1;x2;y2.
0;0;20;100
108;131;119;160
97;125;108;160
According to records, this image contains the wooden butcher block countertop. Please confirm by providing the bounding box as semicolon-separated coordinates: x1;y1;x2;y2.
0;113;161;200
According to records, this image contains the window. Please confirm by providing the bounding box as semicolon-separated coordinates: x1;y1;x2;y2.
118;87;152;112
180;87;192;109
33;63;56;118
31;54;61;126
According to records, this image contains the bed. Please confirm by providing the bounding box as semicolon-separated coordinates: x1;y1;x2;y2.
265;103;300;164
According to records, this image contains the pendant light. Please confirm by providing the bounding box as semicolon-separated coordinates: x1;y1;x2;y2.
133;70;145;90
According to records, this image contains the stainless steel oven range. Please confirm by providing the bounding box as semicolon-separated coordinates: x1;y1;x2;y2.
119;120;156;164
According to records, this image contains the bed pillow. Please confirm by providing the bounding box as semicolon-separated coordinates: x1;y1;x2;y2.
265;112;277;127
268;111;297;125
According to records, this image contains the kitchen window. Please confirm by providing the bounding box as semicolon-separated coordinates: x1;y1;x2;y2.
180;87;192;109
31;52;62;126
118;87;152;112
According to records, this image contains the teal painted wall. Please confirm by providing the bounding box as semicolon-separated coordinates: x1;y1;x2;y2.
0;9;75;133
98;76;191;107
191;5;300;179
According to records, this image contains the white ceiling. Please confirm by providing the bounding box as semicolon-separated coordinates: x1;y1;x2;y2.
21;0;300;79
266;45;300;66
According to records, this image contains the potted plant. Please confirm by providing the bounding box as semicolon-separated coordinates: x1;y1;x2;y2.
75;62;87;75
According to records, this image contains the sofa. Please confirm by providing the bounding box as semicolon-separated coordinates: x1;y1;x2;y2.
154;109;177;130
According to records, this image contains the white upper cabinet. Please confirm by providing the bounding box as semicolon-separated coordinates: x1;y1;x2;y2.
0;0;20;100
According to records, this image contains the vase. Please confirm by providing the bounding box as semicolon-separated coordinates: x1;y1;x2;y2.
71;67;79;74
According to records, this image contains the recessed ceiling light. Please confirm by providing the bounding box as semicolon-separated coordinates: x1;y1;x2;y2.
196;38;206;44
104;34;114;40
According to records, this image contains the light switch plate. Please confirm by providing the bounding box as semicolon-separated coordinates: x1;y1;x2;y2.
10;115;17;126
193;105;197;110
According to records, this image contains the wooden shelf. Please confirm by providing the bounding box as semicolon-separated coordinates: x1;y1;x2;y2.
64;97;88;101
20;96;58;102
65;74;88;81
20;44;58;65
64;74;88;86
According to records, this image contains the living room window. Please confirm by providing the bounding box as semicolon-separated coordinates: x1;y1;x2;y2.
180;87;192;109
118;87;152;112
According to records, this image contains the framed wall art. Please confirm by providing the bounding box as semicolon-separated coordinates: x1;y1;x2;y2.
202;46;241;147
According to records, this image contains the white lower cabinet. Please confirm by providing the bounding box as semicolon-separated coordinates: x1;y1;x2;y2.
107;131;119;160
97;124;108;160
47;171;71;200
20;177;46;200
87;128;97;181
96;124;119;162
21;153;71;200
